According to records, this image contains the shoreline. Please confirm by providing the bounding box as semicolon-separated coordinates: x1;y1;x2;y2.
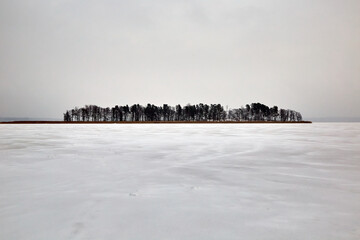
0;121;312;124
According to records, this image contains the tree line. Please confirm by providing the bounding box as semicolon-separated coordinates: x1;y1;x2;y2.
63;103;303;122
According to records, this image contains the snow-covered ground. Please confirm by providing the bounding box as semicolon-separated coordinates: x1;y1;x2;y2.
0;123;360;240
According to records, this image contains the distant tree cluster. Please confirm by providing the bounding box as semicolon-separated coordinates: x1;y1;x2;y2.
63;103;302;122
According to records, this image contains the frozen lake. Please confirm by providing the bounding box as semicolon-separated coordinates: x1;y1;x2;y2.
1;123;360;240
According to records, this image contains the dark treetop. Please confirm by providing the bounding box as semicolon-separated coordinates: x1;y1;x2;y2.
63;103;303;122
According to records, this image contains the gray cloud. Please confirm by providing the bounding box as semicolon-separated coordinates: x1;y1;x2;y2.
1;0;359;119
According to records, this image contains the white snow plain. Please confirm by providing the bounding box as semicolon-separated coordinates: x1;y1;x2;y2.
0;123;360;240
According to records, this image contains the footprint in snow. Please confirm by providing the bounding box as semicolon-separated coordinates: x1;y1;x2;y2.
71;222;84;237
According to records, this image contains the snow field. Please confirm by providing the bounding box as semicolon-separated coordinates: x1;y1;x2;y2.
0;123;360;240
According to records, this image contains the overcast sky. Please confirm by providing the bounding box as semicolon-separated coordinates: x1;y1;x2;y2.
0;0;359;119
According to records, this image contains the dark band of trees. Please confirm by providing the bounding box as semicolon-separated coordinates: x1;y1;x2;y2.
63;103;303;122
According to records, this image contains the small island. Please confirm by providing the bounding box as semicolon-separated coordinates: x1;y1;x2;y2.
62;103;310;123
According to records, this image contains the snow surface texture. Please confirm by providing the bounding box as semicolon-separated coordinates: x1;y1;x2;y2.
1;123;360;240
